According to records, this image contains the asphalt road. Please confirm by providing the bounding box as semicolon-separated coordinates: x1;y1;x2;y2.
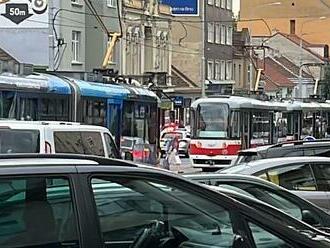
160;156;202;174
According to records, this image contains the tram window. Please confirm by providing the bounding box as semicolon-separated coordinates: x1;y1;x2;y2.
148;106;158;144
196;103;229;138
252;112;270;144
83;100;106;126
20;98;37;121
230;111;240;138
0;92;16;118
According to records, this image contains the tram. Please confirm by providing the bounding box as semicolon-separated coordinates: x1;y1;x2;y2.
189;96;285;171
0;73;160;164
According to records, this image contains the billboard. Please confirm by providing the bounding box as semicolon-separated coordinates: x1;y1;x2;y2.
0;0;48;28
161;0;199;16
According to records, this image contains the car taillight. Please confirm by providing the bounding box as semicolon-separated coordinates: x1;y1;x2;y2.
45;141;52;154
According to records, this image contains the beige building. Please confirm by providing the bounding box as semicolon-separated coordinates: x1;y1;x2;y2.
120;0;172;86
239;0;330;46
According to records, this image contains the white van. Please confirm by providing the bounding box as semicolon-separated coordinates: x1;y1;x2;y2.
0;121;120;158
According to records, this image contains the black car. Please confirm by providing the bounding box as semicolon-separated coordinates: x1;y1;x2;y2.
235;140;330;165
186;174;330;232
0;154;330;248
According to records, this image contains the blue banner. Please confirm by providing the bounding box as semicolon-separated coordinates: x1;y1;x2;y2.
161;0;199;16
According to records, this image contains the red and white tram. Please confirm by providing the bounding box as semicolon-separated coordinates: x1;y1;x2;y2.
189;96;284;171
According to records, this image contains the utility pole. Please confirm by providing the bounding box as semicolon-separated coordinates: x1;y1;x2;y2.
48;0;55;72
201;0;206;97
298;38;303;98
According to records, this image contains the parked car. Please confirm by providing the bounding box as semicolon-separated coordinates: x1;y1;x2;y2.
234;140;330;165
120;136;150;162
0;120;120;158
0;154;329;247
186;173;330;231
160;130;190;157
220;156;330;211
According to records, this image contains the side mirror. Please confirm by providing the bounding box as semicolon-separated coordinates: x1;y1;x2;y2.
302;210;319;226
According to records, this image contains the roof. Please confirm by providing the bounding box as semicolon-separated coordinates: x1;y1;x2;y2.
0;30;48;66
275;33;328;62
221;156;330;175
0;120;109;131
0;73;71;94
261;57;296;92
171;65;198;88
191;96;285;111
66;77;130;99
273;56;313;78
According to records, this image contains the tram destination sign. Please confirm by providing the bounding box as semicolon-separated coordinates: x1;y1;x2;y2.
0;0;48;28
161;0;199;16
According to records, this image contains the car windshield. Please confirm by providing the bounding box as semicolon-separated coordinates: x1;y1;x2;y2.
0;129;40;153
162;132;183;139
195;103;229;139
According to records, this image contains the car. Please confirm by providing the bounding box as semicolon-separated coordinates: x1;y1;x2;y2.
209;187;330;238
0;120;120;158
185;173;330;231
234;140;330;165
220;156;330;211
120;136;150;162
160;130;191;157
0;154;329;247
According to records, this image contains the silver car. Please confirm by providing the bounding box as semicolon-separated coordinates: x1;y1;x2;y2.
219;156;330;211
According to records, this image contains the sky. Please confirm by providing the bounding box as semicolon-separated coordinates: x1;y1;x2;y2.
233;0;240;16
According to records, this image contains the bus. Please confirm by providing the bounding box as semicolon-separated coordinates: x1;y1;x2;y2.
189;96;284;171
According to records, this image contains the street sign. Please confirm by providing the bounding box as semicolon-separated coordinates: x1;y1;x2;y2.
161;0;199;16
0;0;48;28
172;96;184;108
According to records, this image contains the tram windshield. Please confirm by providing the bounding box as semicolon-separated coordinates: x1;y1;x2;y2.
196;103;229;138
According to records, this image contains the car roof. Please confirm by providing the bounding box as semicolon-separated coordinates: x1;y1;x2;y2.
0;121;109;131
221;156;330;175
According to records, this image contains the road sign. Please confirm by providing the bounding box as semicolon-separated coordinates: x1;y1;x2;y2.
0;0;48;28
161;0;199;16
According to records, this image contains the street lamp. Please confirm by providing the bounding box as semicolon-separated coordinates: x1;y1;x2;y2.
298;16;327;98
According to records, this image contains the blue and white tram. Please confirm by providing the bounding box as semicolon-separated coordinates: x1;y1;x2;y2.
0;73;72;121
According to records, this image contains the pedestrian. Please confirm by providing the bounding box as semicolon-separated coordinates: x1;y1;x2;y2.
166;136;182;173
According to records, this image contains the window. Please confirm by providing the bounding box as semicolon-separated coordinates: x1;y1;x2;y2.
196;103;229;138
226;26;233;45
248;222;293;248
207;60;214;80
215;61;221;80
0;177;79;247
247;64;252;84
107;0;116;7
220;60;226;80
233;63;236;81
207;23;215;43
226;0;232;10
208;0;214;5
221;0;226;8
313;163;330;191
259;164;317;191
226;61;233;80
104;133;119;158
91;176;234;246
0;129;39;153
215;0;220;7
54;131;105;156
221;25;226;44
215;24;221;44
238;64;242;84
82;99;106;126
72;31;81;62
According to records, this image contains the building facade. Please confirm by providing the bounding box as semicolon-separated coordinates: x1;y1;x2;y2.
0;0;121;78
239;0;330;47
120;0;172;86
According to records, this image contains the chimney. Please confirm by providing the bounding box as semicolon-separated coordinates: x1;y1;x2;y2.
290;20;296;34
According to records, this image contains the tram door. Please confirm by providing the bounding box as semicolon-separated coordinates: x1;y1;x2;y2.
107;99;122;147
240;111;251;149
